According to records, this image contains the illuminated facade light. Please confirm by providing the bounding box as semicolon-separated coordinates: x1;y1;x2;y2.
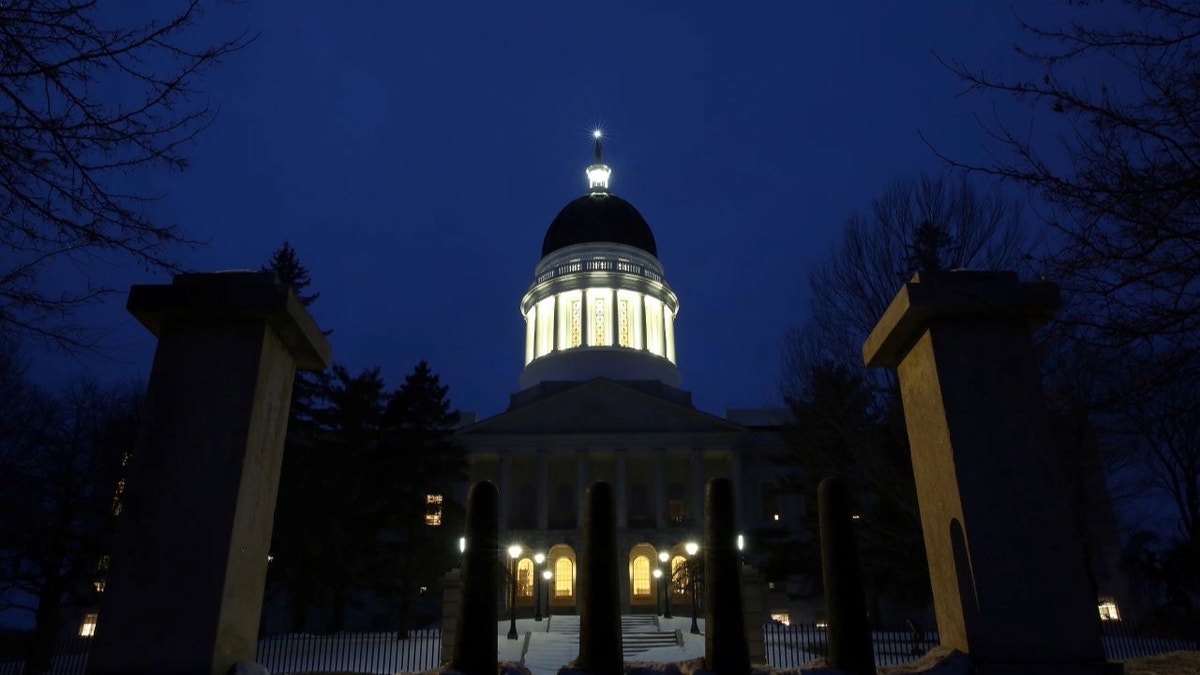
80;613;98;637
1098;598;1120;621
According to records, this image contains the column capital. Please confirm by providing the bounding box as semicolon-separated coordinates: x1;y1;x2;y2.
862;271;1059;369
128;271;332;370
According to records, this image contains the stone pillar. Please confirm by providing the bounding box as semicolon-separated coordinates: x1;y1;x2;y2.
741;566;767;666
654;454;667;528
690;450;704;527
537;450;549;530
862;271;1112;672
88;272;331;675
615;450;628;529
577;450;589;527
498;452;511;532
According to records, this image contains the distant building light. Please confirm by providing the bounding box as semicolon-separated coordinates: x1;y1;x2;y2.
80;613;98;637
772;514;780;522
459;537;466;553
851;514;861;521
93;580;105;594
1098;598;1120;622
425;494;443;526
737;534;744;551
770;613;791;626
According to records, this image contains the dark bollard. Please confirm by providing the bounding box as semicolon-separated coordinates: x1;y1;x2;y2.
451;481;500;675
704;478;751;675
819;476;876;675
577;481;623;675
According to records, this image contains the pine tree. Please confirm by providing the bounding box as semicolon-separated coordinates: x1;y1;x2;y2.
379;361;467;636
262;241;320;306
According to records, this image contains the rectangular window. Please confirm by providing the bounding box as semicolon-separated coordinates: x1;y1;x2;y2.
425;494;443;526
570;299;582;347
594;297;607;346
1098;598;1120;621
80;613;98;637
618;299;630;347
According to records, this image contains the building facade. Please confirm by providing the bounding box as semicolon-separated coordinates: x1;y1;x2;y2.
456;137;806;618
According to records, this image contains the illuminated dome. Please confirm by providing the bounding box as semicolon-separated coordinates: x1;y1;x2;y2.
542;195;657;257
519;133;681;390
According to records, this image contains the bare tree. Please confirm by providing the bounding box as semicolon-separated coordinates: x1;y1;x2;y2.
783;172;1029;396
937;0;1200;382
777;173;1029;616
0;376;141;675
0;0;251;350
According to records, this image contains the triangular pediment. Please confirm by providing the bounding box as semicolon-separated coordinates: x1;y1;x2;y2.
458;379;746;437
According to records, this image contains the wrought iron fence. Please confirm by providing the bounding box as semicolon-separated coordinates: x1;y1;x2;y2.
0;629;442;675
256;629;442;675
0;633;91;675
1100;620;1198;660
761;621;1200;669
761;622;937;668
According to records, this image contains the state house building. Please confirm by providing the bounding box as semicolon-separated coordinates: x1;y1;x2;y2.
455;137;803;618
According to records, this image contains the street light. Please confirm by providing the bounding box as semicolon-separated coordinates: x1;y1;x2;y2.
507;544;521;640
533;553;546;621
542;569;553;619
652;568;663;615
685;541;700;635
658;551;672;619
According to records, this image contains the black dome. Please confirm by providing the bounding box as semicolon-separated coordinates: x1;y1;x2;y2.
542;193;657;258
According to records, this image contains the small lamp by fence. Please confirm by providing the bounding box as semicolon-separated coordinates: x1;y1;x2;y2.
652;568;663;615
685;541;700;635
506;544;521;640
542;569;553;619
658;550;673;619
533;552;546;621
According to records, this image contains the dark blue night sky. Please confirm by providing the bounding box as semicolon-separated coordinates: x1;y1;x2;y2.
45;2;1092;418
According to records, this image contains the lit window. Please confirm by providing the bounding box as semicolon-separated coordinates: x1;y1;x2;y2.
770;613;791;626
518;559;534;598
1098;598;1120;621
570;299;582;347
671;556;689;597
555;558;574;597
594;297;607;346
768;582;776;590
618;299;630;347
80;613;98;637
425;494;443;527
93;580;105;594
632;556;651;597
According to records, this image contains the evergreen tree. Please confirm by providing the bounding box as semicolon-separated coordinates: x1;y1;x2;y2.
262;241;320;306
379;361;467;636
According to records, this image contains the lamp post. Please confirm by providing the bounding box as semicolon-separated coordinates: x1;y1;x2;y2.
658;551;672;619
685;541;700;634
542;569;553;619
533;553;546;621
652;568;663;616
507;544;521;640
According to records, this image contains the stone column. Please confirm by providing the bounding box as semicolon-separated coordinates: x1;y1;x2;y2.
498;452;511;533
88;272;331;675
690;450;705;527
862;271;1110;672
577;449;589;527
537;450;549;530
654;454;667;528
615;450;628;529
